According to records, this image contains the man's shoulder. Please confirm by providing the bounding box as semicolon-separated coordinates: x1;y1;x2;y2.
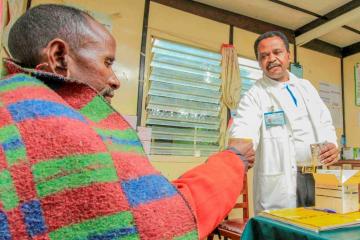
246;79;267;96
289;71;312;87
1;73;34;80
0;72;84;129
296;78;317;92
0;73;43;90
236;80;266;109
297;77;312;85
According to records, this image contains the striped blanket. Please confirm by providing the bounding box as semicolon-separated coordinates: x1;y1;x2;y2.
0;61;198;240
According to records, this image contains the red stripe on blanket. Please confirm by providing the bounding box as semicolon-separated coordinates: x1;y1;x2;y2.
111;152;156;180
10;163;37;202
18;118;107;164
31;235;50;240
41;182;129;231
1;86;64;105
0;146;7;170
96;113;131;130
0;107;12;128
57;84;97;110
7;208;29;240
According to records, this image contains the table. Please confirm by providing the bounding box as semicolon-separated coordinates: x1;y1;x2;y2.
333;160;360;169
241;215;360;240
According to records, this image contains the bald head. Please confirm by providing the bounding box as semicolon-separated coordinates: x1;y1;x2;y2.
8;4;120;101
8;4;94;68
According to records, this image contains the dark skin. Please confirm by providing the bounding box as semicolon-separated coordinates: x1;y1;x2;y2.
319;143;339;166
257;36;290;82
228;138;255;168
257;36;339;165
230;36;339;167
38;15;120;102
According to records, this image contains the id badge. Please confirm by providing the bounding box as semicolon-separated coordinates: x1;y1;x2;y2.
264;110;286;128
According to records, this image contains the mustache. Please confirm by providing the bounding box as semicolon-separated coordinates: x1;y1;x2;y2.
267;62;280;69
99;87;115;98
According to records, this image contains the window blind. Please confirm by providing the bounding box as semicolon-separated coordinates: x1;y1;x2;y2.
145;38;223;156
238;57;262;96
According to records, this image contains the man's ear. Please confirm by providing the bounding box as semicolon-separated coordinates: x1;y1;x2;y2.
45;38;70;77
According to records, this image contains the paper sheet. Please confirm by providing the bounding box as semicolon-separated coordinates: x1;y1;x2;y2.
319;82;343;128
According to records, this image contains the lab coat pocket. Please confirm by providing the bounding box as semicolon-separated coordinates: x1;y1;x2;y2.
263;125;286;139
257;173;288;210
258;137;288;174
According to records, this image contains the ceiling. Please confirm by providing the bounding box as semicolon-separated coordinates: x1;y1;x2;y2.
192;0;360;55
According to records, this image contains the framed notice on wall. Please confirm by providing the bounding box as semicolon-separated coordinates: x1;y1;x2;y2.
319;82;343;128
356;63;360;106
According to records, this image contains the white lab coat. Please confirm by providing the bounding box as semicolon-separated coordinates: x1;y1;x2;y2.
230;71;337;214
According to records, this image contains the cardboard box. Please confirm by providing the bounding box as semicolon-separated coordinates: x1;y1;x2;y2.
313;170;360;214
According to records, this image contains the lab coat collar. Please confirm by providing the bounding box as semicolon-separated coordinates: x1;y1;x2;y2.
262;70;299;88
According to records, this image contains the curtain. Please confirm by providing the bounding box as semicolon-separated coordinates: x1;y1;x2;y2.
220;44;241;109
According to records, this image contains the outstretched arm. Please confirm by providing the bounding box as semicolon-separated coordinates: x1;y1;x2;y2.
172;150;246;239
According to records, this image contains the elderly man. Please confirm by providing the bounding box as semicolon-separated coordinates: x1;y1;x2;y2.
0;4;253;240
230;31;339;215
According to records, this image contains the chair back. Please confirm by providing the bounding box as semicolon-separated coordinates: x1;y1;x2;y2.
233;174;249;220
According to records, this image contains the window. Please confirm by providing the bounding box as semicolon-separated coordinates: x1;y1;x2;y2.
144;38;223;157
238;57;262;96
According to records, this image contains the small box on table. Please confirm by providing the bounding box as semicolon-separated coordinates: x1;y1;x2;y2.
313;170;360;214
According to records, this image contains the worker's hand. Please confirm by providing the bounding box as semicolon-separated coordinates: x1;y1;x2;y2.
319;143;339;166
228;138;255;168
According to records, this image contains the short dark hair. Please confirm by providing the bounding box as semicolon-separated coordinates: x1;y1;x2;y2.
254;31;289;59
8;4;92;68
